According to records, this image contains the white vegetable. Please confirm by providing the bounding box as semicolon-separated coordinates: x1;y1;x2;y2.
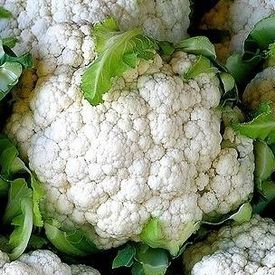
0;249;99;275
243;67;275;110
6;49;254;249
201;0;275;60
183;215;275;275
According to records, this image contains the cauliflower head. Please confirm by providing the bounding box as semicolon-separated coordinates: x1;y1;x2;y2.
183;215;275;275
243;67;275;111
202;0;275;61
0;249;99;275
6;53;254;251
3;0;254;252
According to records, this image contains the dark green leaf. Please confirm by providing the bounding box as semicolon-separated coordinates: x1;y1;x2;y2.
112;244;136;269
0;6;12;19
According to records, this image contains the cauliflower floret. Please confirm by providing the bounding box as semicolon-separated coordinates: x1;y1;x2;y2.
202;0;275;61
183;216;275;275
0;249;99;275
243;67;275;111
6;49;254;249
0;0;190;58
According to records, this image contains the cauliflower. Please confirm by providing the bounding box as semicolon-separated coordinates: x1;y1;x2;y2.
0;249;99;275
243;67;275;111
202;0;275;61
2;1;254;253
183;215;275;275
0;0;190;56
6;54;254;252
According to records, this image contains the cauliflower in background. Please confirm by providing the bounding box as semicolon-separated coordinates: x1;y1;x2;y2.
0;249;99;275
243;67;275;111
201;0;275;61
183;216;275;275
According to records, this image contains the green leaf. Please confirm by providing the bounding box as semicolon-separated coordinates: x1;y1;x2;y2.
135;244;169;275
30;176;44;227
0;178;9;196
2;37;18;48
203;203;252;225
176;36;217;60
8;198;33;260
3;179;34;260
220;72;235;93
0;61;22;101
233;104;275;143
112;244;136;269
158;41;175;56
253;180;275;214
3;178;32;223
81;18;157;105
92;17;120;53
266;42;275;67
226;53;262;85
44;221;98;256
184;56;218;79
229;203;252;224
255;141;275;184
28;235;48;250
3;52;33;69
0;6;12;19
140;218;199;256
246;15;275;51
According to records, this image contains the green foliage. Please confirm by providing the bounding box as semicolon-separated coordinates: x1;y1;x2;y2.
112;243;170;275
44;221;99;257
81;18;157;105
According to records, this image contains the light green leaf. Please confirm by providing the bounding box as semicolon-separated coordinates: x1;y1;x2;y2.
229;203;252;224
135;244;169;275
255;141;275;184
176;36;217;60
3;178;32;224
81;18;157;105
112;244;136;269
220;72;235;93
233;104;275;143
30;176;44;227
0;6;12;19
8;198;33;260
0;61;22;101
184;56;218;79
44;221;98;256
3;179;33;260
203;203;252;225
140;218;199;256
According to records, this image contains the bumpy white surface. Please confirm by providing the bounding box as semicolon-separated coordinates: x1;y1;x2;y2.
6;50;254;249
184;216;275;275
0;249;99;275
243;67;275;110
3;0;254;249
0;0;190;51
202;0;275;60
